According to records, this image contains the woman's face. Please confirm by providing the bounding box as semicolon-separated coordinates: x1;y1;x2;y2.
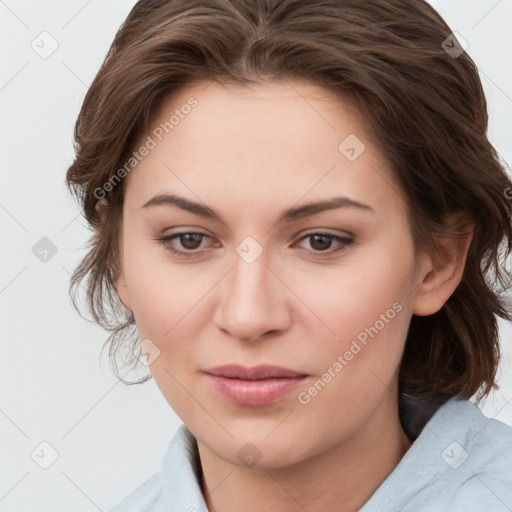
116;79;426;467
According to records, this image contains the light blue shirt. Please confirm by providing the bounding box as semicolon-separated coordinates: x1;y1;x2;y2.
110;396;512;511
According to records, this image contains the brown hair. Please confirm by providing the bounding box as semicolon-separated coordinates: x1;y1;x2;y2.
66;0;512;400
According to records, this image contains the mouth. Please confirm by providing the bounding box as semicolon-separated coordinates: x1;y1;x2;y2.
204;364;308;380
203;364;309;406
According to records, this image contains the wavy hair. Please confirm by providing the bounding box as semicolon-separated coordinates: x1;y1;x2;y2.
65;0;512;399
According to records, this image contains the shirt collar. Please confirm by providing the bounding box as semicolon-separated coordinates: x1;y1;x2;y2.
161;393;450;510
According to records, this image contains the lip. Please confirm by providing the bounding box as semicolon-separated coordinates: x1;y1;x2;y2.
203;365;308;407
205;364;307;380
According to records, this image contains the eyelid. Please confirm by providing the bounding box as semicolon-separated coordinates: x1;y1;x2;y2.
298;227;355;238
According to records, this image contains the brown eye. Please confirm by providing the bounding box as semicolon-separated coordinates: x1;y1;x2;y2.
179;233;204;250
309;234;334;251
297;233;354;256
155;232;211;258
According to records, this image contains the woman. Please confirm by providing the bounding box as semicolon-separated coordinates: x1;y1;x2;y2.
66;0;512;510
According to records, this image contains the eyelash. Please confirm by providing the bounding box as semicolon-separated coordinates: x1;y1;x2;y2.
154;231;354;259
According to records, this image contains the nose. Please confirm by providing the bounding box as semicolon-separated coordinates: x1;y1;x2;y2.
212;247;292;343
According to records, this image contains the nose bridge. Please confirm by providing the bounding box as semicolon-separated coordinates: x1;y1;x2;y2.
214;237;289;341
229;242;273;315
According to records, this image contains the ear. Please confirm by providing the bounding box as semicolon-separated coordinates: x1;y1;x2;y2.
412;212;474;316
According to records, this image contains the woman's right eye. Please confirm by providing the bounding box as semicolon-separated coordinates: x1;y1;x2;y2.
155;232;211;258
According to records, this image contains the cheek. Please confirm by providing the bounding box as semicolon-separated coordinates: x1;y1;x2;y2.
294;278;410;431
296;255;411;343
121;230;203;340
308;286;407;388
293;246;414;387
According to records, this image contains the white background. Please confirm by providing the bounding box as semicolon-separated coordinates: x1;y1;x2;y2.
1;1;512;510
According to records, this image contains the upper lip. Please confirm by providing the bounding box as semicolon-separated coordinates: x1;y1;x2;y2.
204;364;307;380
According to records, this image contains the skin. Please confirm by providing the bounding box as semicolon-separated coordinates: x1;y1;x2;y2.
114;79;473;512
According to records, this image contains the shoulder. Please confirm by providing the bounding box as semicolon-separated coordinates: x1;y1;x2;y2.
414;398;512;510
452;399;512;500
109;471;168;512
108;424;205;512
362;397;512;512
439;397;512;469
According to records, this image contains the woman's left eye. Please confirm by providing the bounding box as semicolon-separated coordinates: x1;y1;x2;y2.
296;233;354;255
155;232;353;258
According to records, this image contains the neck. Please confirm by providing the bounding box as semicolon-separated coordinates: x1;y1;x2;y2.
197;394;412;512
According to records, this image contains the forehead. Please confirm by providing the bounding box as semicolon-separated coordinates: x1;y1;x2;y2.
154;79;368;155
124;79;404;219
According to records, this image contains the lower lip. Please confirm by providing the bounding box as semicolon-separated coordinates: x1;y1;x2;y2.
205;374;307;406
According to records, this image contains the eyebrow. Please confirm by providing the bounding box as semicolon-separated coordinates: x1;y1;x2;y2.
141;193;374;223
